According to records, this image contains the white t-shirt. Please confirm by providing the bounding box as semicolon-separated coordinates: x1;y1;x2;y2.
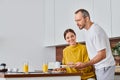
84;23;115;69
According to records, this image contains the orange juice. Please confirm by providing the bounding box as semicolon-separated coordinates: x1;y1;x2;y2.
42;64;48;72
23;64;29;73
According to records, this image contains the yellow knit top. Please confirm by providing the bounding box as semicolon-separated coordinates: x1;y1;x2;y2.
62;43;95;80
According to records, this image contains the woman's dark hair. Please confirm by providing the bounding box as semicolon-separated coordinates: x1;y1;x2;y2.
64;29;76;40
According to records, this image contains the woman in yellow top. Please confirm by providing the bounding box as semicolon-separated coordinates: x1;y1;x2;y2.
62;29;95;80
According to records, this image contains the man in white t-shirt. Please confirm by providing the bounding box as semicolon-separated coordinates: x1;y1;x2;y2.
74;9;115;80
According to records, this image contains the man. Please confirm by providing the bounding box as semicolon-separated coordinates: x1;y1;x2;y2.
74;9;115;80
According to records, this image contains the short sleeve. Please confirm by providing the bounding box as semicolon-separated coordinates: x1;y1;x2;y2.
93;33;106;51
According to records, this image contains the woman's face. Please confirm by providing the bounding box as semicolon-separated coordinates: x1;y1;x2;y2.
65;32;76;45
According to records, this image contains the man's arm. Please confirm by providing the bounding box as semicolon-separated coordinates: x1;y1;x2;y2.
75;49;106;69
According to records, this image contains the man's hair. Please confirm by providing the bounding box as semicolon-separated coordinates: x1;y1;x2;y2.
75;9;90;19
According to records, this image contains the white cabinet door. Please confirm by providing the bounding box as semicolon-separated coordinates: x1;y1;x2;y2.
54;0;94;45
0;78;6;80
115;75;120;80
111;0;120;37
1;76;80;80
30;76;80;80
93;0;112;37
44;0;55;46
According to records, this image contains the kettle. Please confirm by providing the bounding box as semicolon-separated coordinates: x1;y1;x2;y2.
0;63;8;72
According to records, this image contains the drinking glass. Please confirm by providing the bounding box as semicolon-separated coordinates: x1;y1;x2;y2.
23;63;29;73
42;63;48;73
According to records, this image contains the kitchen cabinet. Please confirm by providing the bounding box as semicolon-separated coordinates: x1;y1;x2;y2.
93;0;112;37
44;0;120;46
111;0;120;37
0;76;80;80
88;0;120;38
44;0;94;46
54;0;94;45
115;75;120;80
0;73;81;80
44;0;55;46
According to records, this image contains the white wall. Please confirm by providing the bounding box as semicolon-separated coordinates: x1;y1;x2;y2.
0;0;55;71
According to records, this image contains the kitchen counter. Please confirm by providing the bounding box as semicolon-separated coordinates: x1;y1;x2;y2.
0;72;119;77
0;72;120;80
0;72;81;78
115;72;120;75
0;72;81;80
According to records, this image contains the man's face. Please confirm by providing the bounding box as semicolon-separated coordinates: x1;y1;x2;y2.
75;12;87;30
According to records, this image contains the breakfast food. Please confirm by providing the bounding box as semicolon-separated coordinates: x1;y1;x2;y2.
53;68;66;71
52;68;66;73
61;65;68;68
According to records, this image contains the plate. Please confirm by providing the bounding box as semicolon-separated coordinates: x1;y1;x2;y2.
60;65;68;68
61;64;75;68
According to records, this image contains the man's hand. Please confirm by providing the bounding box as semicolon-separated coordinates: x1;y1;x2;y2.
74;62;86;69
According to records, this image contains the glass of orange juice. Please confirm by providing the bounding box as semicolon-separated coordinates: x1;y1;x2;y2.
42;63;48;73
23;63;29;73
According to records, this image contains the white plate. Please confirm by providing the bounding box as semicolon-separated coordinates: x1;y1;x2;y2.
61;64;75;68
60;65;68;68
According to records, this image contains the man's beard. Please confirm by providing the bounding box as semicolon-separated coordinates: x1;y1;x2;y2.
78;25;85;30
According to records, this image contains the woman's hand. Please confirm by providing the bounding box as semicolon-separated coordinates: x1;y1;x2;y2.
67;62;76;68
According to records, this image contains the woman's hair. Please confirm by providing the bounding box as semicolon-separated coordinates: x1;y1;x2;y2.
64;28;76;40
75;9;90;19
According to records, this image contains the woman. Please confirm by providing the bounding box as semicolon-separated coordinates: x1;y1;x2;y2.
62;28;95;80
